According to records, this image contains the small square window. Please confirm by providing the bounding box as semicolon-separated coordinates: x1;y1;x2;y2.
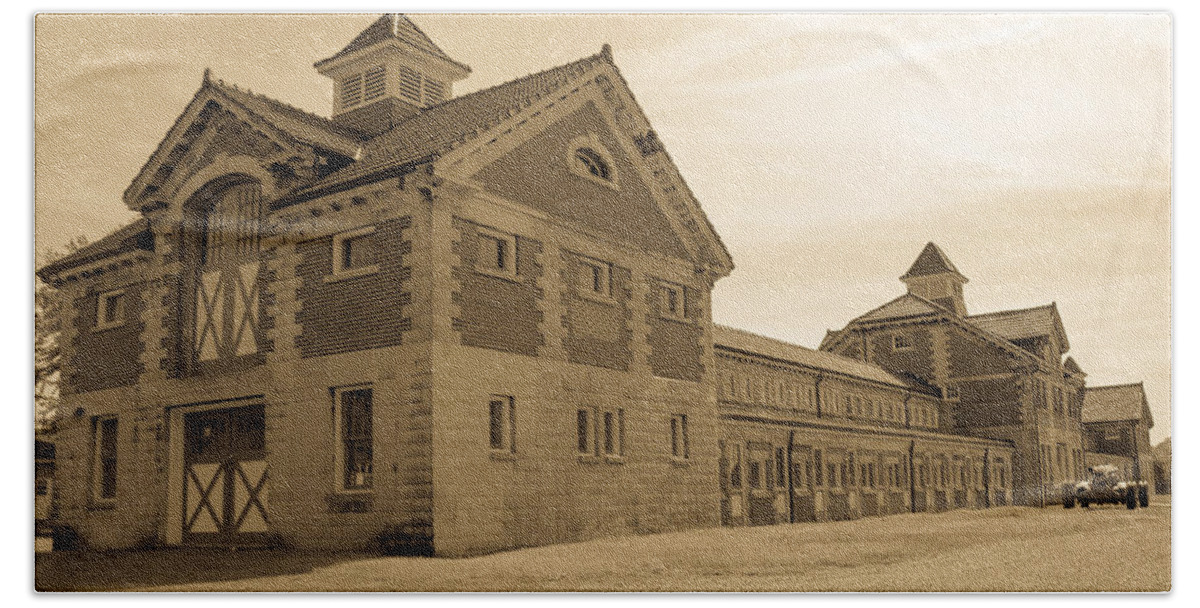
95;289;126;331
892;334;911;351
660;283;686;321
477;228;518;280
579;257;612;299
331;226;379;279
489;395;516;454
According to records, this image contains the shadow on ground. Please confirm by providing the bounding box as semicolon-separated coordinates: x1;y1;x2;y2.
35;548;382;591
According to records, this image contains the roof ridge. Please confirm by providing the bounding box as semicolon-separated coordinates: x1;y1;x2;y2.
415;49;603;117
209;76;365;141
1087;382;1145;391
967;302;1056;319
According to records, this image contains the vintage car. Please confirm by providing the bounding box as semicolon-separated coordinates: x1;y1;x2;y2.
1064;464;1150;509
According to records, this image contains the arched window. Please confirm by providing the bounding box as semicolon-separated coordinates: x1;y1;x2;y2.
185;178;264;368
573;147;611;181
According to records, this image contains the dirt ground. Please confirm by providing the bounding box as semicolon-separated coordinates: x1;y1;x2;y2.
35;501;1170;592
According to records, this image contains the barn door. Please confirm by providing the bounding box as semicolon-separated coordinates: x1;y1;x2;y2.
182;404;268;545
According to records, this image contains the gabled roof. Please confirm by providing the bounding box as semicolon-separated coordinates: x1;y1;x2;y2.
853;293;946;324
901;242;965;281
209;78;366;148
37;218;153;281
1083;383;1152;426
967;303;1068;352
124;73;364;208
1063;356;1084;375
314;14;471;74
714;324;920;391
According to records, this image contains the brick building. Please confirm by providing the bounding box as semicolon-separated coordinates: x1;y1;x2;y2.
1081;383;1155;491
820;242;1089;506
37;15;1131;555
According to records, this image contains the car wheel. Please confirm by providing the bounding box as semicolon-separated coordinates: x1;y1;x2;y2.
1139;486;1149;508
1063;493;1075;509
1126;490;1137;510
1081;498;1090;509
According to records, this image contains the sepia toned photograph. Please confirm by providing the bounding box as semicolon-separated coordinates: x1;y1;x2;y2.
33;12;1171;592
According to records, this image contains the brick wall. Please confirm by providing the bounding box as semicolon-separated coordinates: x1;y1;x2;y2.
66;283;146;394
295;217;413;358
646;279;705;382
867;326;936;385
450;217;545;357
561;251;633;371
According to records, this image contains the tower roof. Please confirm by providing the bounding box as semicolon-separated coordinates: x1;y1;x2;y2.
314;14;471;73
901;242;966;281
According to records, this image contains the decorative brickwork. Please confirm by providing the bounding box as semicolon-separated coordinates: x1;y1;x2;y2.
645;278;704;382
560;250;633;371
295;216;413;358
65;283;146;394
450;217;545;357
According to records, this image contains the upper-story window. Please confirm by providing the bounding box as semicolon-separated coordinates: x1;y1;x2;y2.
892;334;912;351
188;179;263;366
660;282;686;321
476;227;518;280
331;225;379;279
567;135;619;189
578;255;612;299
95;288;127;331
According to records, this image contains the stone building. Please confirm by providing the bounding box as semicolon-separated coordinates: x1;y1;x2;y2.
38;15;1116;556
1082;383;1155;490
820;242;1088;506
714;326;1014;526
37;14;734;556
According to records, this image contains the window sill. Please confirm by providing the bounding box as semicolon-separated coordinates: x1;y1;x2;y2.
326;492;374;513
93;321;127;332
603;455;625;465
325;264;380;283
475;267;520;284
490;450;518;462
670;457;691;467
578;289;617;306
577;454;601;464
86;500;116;512
657;314;693;326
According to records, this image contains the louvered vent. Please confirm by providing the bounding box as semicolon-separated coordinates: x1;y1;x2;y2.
363;65;386;102
398;66;422;103
424;78;447;105
340;73;363;109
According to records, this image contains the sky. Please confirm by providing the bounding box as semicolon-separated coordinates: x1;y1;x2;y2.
34;13;1172;442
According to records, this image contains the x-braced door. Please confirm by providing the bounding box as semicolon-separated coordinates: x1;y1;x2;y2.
182;404;268;545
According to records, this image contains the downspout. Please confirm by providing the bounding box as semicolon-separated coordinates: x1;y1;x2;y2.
787;430;796;524
903;391;913;429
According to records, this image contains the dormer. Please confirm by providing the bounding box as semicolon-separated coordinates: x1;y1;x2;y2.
900;242;968;316
315;14;471;137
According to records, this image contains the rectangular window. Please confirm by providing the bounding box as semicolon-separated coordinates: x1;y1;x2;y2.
814;450;824;486
577;408;594;455
335;387;373;491
892;334;911;350
748;461;762;489
603;409;625;457
579;256;612;298
828;463;838;488
730;443;742;488
660;283;685;320
489;395;516;454
776;447;786;487
96;289;127;330
332;226;378;277
92;416;118;501
670;414;690;459
478;228;518;279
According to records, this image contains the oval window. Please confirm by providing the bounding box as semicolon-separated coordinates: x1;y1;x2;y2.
574;147;611;181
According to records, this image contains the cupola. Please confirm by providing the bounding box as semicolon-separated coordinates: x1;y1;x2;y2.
901;242;969;316
315;14;471;137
